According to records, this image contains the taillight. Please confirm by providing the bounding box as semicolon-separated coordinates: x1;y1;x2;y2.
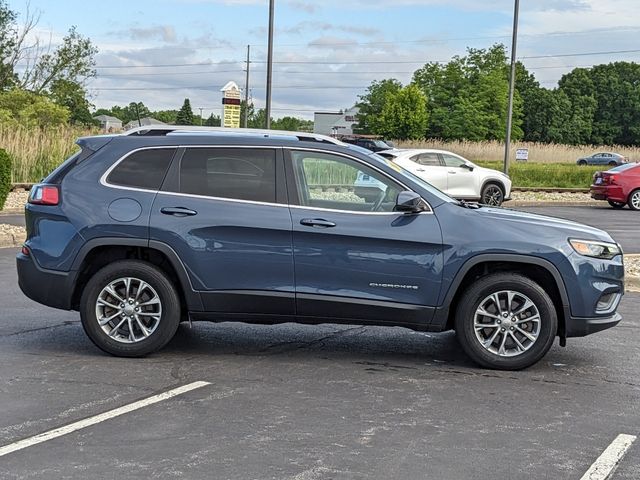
29;185;59;205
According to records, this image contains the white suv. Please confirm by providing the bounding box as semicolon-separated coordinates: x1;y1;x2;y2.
374;149;512;206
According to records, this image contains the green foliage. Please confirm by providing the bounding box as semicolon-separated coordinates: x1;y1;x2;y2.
375;84;428;140
476;161;601;188
271;116;313;132
204;113;221;126
0;147;11;209
412;44;523;142
0;89;69;127
0;0;17;90
49;79;95;126
176;98;194;125
355;79;402;134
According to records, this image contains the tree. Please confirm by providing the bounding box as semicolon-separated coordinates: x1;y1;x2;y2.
176;98;194;125
374;84;429;140
355;79;402;134
204;113;221;126
240;100;254;127
0;88;69;127
412;44;523;141
49;79;95;126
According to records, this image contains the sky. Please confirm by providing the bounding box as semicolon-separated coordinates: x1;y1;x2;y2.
8;0;640;119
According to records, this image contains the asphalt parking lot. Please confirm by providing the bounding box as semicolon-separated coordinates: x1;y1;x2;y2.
0;240;639;479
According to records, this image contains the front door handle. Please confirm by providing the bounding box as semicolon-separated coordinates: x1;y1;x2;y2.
300;218;336;228
448;170;457;174
161;207;198;217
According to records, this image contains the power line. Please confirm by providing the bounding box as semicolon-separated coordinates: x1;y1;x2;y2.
521;48;640;59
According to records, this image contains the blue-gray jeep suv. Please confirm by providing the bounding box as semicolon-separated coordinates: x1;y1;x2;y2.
16;127;624;370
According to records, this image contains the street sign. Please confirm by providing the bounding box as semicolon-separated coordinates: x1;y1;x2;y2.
515;148;529;162
221;81;241;128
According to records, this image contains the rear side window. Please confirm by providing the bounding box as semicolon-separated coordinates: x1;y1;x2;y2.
411;153;441;166
179;148;276;203
107;148;175;190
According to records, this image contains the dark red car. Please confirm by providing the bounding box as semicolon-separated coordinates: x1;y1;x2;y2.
590;163;640;210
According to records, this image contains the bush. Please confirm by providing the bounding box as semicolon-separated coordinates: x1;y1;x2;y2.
0;148;11;210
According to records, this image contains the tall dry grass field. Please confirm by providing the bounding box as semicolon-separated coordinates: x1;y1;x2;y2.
398;139;640;164
0;126;89;183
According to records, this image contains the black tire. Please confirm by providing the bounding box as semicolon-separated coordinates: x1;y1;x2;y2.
608;200;625;209
454;273;557;370
577;160;587;166
80;260;181;357
628;189;640;211
608;161;618;167
481;182;505;206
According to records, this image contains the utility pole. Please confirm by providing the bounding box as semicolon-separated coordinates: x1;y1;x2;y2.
244;44;250;128
199;108;203;126
265;0;274;129
503;0;520;176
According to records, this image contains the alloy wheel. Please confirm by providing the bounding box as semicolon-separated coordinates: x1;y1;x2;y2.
95;277;162;343
473;290;541;357
482;185;503;206
632;191;640;210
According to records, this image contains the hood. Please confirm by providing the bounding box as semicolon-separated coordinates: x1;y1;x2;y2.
473;206;615;243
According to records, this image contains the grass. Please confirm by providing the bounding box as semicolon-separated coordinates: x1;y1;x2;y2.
0;126;88;183
398;139;640;164
475;161;602;188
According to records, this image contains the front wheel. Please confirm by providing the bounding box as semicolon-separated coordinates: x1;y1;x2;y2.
481;183;505;206
80;260;181;357
454;273;557;370
608;200;625;209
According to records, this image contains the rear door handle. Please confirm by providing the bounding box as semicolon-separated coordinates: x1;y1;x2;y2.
161;207;198;217
300;218;336;228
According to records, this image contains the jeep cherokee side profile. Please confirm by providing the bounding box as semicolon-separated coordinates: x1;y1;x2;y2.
17;127;624;370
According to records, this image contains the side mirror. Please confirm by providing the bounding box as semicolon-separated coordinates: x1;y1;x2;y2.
395;191;428;213
462;163;475;171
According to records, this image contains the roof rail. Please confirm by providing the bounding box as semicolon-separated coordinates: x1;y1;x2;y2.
122;125;344;145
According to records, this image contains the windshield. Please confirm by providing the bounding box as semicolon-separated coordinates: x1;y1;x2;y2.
373;140;391;149
366;152;457;204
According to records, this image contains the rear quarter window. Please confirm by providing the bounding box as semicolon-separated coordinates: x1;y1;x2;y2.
107;148;176;190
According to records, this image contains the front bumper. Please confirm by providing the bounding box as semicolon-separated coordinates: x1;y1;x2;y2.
16;251;75;310
564;312;622;337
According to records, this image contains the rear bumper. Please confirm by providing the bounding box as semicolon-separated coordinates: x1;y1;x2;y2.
564;312;622;337
16;252;75;310
590;185;626;202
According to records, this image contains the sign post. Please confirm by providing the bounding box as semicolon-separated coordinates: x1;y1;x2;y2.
221;81;241;129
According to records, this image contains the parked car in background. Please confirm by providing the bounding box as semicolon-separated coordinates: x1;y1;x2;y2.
590;163;640;210
341;136;394;152
374;149;512;206
577;152;627;167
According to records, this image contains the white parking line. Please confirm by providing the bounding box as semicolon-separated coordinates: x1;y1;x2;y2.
0;381;211;458
580;433;637;480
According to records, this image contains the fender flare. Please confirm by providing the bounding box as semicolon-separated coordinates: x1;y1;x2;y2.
70;237;203;311
432;253;571;329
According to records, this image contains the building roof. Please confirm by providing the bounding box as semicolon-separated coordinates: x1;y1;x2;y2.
93;115;122;123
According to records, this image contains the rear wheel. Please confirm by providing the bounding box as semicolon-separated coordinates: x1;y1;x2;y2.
609;161;618;167
628;189;640;211
608;200;625;209
454;273;557;370
577;160;587;166
80;260;181;357
481;183;504;206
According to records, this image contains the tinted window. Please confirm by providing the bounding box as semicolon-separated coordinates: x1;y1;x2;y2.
107;148;175;190
610;163;639;173
180;148;276;203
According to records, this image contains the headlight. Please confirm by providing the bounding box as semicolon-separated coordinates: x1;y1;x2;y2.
569;239;622;260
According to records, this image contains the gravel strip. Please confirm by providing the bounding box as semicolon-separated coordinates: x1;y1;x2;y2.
0;224;26;247
2;191;29;212
510;191;598;205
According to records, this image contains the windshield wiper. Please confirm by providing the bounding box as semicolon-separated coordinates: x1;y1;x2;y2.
458;200;482;209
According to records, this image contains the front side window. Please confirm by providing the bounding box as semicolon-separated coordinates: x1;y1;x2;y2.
442;154;466;168
107;148;175;190
291;150;403;213
179;148;276;203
